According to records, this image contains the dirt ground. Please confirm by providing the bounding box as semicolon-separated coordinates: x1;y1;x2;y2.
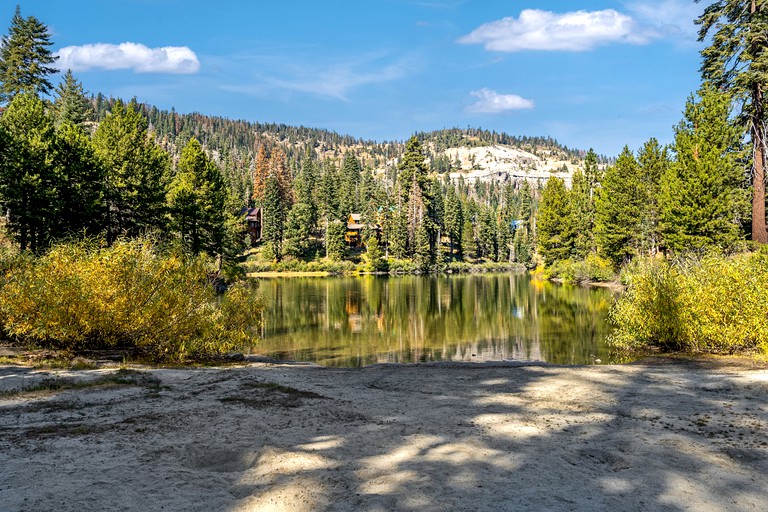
1;360;767;511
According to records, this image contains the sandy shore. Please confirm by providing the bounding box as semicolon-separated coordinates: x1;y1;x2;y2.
1;361;767;511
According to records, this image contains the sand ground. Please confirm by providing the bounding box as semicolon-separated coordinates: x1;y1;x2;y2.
1;361;767;512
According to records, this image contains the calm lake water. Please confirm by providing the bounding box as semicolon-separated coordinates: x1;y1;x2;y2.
248;273;618;367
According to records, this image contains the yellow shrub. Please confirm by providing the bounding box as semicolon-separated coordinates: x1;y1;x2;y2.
0;238;262;361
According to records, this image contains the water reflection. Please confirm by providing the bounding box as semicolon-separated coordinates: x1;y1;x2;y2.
249;273;618;367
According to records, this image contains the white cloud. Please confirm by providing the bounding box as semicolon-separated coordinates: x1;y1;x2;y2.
55;42;200;74
458;9;657;52
466;88;534;113
625;0;704;40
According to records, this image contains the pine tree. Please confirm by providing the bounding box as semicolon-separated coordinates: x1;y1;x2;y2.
444;184;463;257
252;145;270;204
0;6;58;102
92;99;170;242
537;177;574;265
0;93;57;251
594;147;645;266
637;138;668;255
660;85;748;253
570;169;592;259
167;138;227;256
363;234;386;271
325;221;346;260
52;71;93;128
339;151;361;217
54;122;105;237
397;136;429;202
262;173;288;262
698;0;768;243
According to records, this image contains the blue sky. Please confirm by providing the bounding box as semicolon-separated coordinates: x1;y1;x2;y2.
14;1;705;156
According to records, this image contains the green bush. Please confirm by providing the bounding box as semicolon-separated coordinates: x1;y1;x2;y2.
0;238;263;361
609;253;768;354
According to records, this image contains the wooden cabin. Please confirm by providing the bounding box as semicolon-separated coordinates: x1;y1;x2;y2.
241;207;262;246
345;213;381;247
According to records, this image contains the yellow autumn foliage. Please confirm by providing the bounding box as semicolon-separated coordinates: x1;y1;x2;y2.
0;237;262;361
609;250;768;354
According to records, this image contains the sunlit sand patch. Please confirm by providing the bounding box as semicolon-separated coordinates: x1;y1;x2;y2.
248;447;338;480
296;435;345;452
359;469;420;494
479;378;510;386
231;477;330;512
599;476;635;494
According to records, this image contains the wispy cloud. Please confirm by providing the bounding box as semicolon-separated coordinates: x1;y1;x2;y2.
458;9;657;52
466;88;534;113
625;0;704;40
224;53;416;101
55;43;200;74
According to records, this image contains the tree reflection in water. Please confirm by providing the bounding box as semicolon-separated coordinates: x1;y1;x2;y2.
250;273;618;367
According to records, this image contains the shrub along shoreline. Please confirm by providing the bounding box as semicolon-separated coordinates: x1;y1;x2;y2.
609;250;768;356
0;237;263;362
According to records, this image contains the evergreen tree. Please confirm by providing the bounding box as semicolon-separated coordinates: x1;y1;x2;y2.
363;234;386;271
637;137;669;255
167;138;227;256
339;151;361;217
444;185;463;257
698;0;768;243
52;71;92;128
92;99;170;242
54;122;105;237
0;6;58;102
0;93;57;251
389;205;409;259
477;206;498;260
660;85;748;253
537;177;574;265
569;169;592;259
252;145;269;204
594;147;645;266
262;173;288;262
284;154;319;257
325;221;346;260
397;136;429;201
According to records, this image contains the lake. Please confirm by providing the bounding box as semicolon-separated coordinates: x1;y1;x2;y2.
248;273;618;367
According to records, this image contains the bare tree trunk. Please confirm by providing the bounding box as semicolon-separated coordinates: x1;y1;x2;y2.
752;0;768;244
752;85;767;244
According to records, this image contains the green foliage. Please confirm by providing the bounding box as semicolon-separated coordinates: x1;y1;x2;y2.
698;0;768;242
537;177;574;265
610;253;768;354
92;99;170;242
0;93;57;252
52;70;92;128
262;174;288;262
362;235;387;272
0;6;57;102
444;185;463;256
325;221;346;260
167;138;227;256
660;85;748;254
54;122;106;237
543;254;615;284
595;147;645;267
0;237;263;361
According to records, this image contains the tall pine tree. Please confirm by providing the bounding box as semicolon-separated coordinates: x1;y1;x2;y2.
698;0;768;243
594;147;646;267
0;6;57;102
660;85;748;253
